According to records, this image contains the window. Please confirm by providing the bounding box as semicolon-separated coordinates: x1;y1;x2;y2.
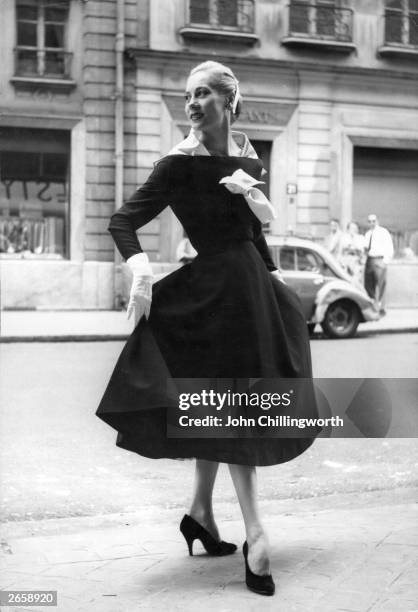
15;0;71;79
280;247;296;270
0;128;70;258
288;0;353;42
188;0;254;32
296;248;323;273
384;0;418;46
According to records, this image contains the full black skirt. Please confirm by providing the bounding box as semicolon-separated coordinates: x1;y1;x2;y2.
96;241;320;466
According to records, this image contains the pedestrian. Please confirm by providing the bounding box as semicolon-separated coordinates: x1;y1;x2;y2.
364;213;394;315
324;218;344;261
96;60;320;597
340;221;366;283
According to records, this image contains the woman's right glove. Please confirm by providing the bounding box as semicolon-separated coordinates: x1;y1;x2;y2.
126;252;153;325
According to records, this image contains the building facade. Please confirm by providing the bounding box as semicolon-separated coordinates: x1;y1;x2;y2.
1;0;418;309
0;0;139;309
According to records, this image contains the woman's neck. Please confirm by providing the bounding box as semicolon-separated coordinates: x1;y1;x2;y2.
200;123;236;157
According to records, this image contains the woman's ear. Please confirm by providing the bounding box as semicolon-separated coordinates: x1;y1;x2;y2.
225;95;234;110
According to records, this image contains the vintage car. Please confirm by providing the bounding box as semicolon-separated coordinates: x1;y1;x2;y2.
266;235;380;339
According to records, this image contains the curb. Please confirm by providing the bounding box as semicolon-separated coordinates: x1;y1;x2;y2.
0;334;130;343
1;327;417;343
313;326;418;340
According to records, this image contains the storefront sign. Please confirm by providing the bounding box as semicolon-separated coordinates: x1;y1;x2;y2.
163;95;296;126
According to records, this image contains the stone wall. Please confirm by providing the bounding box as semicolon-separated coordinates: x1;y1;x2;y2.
83;0;139;262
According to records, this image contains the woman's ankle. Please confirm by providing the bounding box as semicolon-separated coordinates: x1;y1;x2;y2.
246;530;271;574
188;507;220;539
246;525;267;546
188;505;213;523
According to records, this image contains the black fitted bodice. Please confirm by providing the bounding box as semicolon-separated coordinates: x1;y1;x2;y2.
108;155;274;267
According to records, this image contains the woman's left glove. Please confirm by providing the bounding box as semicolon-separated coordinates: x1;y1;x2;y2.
271;269;286;284
126;252;153;325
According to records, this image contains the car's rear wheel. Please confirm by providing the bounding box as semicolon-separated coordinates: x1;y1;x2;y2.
321;299;360;339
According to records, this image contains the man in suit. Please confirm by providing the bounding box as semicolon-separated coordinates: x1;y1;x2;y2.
364;214;394;315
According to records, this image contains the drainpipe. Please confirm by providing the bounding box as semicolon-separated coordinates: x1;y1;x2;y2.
114;0;125;308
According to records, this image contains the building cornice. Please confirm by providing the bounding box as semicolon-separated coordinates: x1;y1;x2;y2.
0;112;83;130
125;47;418;83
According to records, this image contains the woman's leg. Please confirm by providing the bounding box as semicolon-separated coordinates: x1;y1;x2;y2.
228;463;270;575
189;459;220;539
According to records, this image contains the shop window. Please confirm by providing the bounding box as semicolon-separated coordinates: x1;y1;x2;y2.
384;0;418;46
0;128;70;258
15;0;72;79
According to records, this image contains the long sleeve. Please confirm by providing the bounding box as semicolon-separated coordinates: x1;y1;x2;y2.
252;218;277;272
108;158;170;260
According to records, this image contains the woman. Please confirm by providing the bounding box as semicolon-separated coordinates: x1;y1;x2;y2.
341;221;366;284
96;61;320;596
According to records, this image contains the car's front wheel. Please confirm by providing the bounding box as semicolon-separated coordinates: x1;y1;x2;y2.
321;299;360;339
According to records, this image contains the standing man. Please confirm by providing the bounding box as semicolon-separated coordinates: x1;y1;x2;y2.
364;214;394;315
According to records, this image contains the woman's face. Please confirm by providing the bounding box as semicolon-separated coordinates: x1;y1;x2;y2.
185;71;228;133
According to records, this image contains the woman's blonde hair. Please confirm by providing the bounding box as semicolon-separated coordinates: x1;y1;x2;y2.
189;61;242;121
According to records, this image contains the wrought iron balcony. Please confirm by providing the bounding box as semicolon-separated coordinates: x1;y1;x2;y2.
379;10;418;57
179;0;258;45
282;2;355;53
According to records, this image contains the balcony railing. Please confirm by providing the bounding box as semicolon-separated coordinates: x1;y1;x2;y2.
188;0;254;32
180;0;258;44
378;10;418;57
283;2;355;52
384;11;418;47
14;47;73;80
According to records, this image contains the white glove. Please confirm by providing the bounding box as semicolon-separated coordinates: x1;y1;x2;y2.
271;269;286;284
219;169;277;223
126;252;153;325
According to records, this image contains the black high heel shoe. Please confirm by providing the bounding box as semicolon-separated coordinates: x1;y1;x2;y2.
243;541;275;596
179;514;237;556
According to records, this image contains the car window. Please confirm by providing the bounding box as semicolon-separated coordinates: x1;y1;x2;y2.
267;245;281;269
279;247;296;270
296;248;323;273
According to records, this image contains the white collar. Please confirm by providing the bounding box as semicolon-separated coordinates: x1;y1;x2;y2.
168;128;259;159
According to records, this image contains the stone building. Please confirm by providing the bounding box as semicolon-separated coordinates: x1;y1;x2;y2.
1;0;417;309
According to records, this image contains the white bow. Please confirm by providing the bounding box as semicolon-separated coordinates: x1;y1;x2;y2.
219;169;277;223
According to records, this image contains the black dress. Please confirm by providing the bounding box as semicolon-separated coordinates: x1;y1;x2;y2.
96;154;320;466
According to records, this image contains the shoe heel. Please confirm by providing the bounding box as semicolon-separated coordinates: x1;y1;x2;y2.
185;534;194;556
180;521;195;556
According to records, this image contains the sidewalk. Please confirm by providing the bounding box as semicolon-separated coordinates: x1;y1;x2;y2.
1;308;417;341
1;489;417;612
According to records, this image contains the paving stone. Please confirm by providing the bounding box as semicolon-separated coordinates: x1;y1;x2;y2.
1;498;417;611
